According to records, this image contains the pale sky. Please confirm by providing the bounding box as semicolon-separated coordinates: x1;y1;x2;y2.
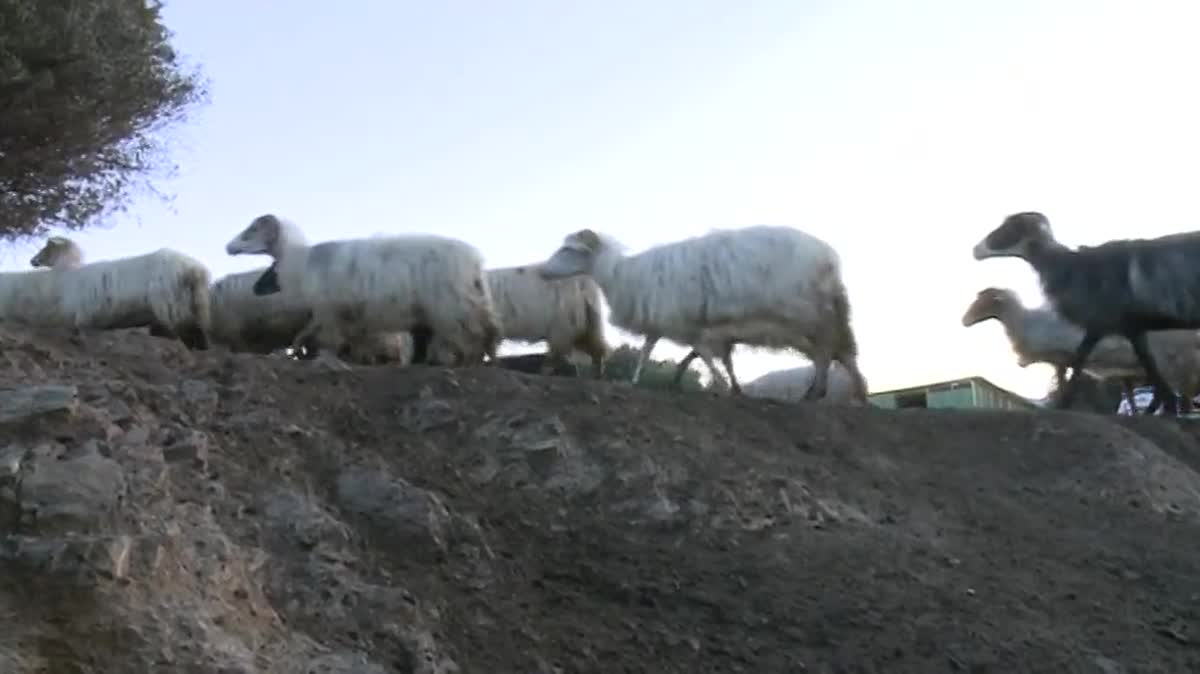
4;0;1200;399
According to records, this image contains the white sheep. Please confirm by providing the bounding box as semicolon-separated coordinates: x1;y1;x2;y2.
741;362;865;404
225;214;501;370
0;267;62;328
961;287;1200;414
209;266;314;355
486;265;608;377
208;266;415;365
537;226;868;402
28;235;211;349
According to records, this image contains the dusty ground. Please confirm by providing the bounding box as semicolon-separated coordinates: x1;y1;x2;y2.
1;324;1200;673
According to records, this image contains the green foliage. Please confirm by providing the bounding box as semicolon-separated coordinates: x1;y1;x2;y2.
580;344;705;391
0;0;208;241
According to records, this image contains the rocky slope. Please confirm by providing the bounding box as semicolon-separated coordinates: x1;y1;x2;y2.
1;325;1199;673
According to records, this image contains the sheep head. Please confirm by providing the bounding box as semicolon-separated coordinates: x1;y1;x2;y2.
973;211;1057;261
539;229;605;280
30;236;83;269
962;287;1019;327
227;214;289;258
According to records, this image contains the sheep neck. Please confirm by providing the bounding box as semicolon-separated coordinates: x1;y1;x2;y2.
56;249;84;269
1024;241;1082;316
587;246;624;299
275;240;308;264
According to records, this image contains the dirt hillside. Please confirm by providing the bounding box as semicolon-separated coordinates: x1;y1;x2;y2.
1;325;1200;673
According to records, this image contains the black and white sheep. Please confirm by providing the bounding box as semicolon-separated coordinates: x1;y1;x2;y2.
225;214;501;370
486;265;608;378
961;287;1200;414
973;211;1200;414
28;235;211;349
537;226;868;402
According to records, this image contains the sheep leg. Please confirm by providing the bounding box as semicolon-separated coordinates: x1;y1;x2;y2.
290;317;322;354
1125;332;1177;416
719;343;742;395
1056;332;1103;409
177;324;210;351
409;325;433;365
292;316;353;372
804;355;833;401
1144;385;1165;416
294;333;321;360
631;335;659;385
541;349;572;376
588;347;606;380
1121;378;1140;414
672;350;700;388
1053;365;1068;390
148;322;174;339
691;345;729;393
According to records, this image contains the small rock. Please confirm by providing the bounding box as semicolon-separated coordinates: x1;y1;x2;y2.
0;445;28;481
179;379;220;422
119;425;152;448
401;399;457;433
19;448;127;534
106;397;134;424
336;468;451;560
305;651;390;674
162;429;210;467
0;385;77;425
0;534;138;585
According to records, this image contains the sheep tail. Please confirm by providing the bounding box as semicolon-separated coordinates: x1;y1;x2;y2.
475;275;502;363
831;279;868;403
580;294;609;376
181;266;211;350
481;312;502;362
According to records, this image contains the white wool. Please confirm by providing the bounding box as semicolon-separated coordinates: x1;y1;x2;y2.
338;331;414;365
539;225;868;400
209;267;314;354
24;237;211;348
742;363;863;404
0;269;63;327
210;267;413;362
486;265;607;372
226;215;501;364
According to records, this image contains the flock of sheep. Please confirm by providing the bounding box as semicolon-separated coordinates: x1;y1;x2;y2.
3;210;1200;416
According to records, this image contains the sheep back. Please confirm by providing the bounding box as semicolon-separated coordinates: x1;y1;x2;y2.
599;226;846;352
487;265;607;358
53;248;211;345
276;234;501;362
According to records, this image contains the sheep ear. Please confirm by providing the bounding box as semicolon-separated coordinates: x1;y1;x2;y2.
577;229;600;249
252;214;281;245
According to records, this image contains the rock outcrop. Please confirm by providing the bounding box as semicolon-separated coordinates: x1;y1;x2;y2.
1;325;1199;672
